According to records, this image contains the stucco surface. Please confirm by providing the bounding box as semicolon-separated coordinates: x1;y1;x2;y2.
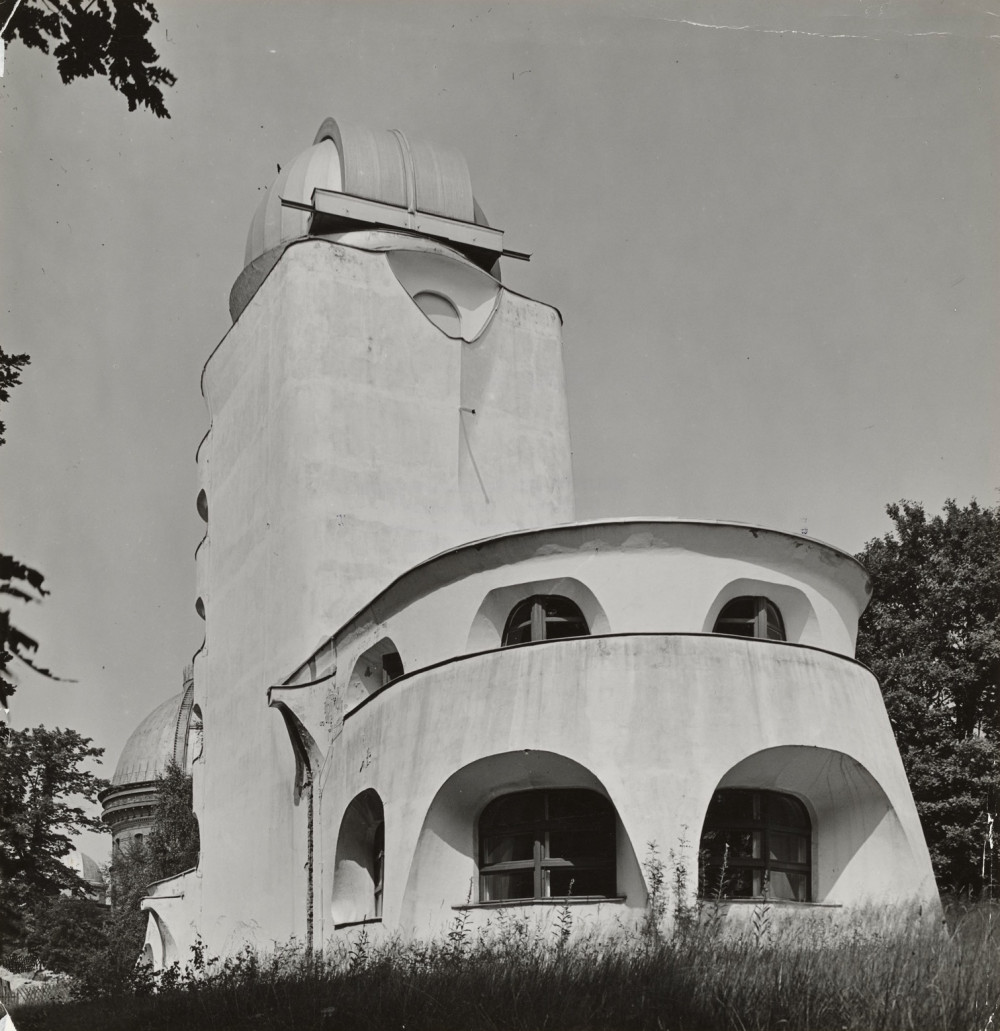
285;519;871;740
316;634;935;940
188;238;575;953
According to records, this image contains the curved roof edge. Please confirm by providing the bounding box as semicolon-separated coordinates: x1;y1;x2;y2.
284;517;871;684
341;631;880;723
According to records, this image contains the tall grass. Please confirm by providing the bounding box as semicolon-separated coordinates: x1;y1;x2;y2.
12;900;999;1031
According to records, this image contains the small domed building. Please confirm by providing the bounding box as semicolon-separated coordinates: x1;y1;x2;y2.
100;668;201;851
138;116;938;968
64;849;107;902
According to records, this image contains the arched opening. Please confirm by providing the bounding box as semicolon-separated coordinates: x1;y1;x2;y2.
196;489;208;523
468;578;609;652
331;789;385;927
143;909;178;969
479;789;616;901
346;638;404;710
400;750;641;929
413;291;462;336
699;789;811;901
501;595;590;647
712;596;785;641
704;580;820;645
698;746;929;905
387;248;502;343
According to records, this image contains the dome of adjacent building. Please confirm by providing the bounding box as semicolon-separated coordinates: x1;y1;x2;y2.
111;686;193;788
65;849;106;891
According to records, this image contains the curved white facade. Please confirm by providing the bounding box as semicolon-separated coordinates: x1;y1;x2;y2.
140;118;937;967
269;521;935;942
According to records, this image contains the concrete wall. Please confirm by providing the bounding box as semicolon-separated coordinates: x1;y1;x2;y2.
189;238;574;954
314;634;936;942
285;520;871;737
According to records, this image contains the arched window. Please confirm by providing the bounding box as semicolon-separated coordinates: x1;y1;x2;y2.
332;790;385;927
479;789;616;902
501;596;590;647
713;596;785;641
347;639;404;707
699;789;811;902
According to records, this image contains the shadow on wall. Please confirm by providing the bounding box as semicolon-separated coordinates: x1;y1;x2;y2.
331;789;385;927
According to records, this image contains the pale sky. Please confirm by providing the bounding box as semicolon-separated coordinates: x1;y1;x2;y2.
1;0;997;863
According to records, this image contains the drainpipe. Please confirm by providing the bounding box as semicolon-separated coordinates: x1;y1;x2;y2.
304;762;315;950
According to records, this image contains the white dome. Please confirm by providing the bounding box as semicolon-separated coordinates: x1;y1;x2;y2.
232;117;489;322
111;684;193;787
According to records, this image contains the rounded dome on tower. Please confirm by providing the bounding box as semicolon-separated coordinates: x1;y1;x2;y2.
231;117;506;322
101;672;199;848
65;849;106;894
111;688;192;788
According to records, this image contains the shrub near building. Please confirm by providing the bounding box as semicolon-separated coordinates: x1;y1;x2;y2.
857;498;1000;894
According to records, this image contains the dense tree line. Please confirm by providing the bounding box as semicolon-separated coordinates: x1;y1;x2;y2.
856;498;999;894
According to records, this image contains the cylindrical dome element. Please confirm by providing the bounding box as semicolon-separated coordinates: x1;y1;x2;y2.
100;672;196;849
234;117;490;323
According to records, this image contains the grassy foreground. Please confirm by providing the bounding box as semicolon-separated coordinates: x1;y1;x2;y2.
12;901;999;1031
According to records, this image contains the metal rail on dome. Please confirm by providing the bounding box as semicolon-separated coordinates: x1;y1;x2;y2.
281;189;531;262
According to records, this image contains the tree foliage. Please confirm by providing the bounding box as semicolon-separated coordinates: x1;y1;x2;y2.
17;895;109;977
0;725;107;943
5;0;176;117
857;498;1000;893
1;552;56;710
144;758;200;881
88;759;200;986
0;348;63;710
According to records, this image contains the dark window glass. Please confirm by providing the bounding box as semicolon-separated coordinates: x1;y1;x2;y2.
713;597;786;642
479;789;616;902
699;789;810;902
381;652;404;684
501;596;590;647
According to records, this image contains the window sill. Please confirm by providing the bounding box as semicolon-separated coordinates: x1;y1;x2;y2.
453;896;627;911
333;917;383;930
699;898;842;908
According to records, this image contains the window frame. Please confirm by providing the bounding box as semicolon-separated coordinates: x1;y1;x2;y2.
712;596;786;641
478;788;617;903
699;788;811;902
501;595;590;647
